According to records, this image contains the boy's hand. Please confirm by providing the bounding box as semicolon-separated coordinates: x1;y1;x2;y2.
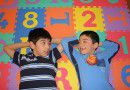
86;55;98;65
52;39;61;44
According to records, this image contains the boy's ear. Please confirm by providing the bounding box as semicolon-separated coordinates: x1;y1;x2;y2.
93;43;99;49
29;41;35;49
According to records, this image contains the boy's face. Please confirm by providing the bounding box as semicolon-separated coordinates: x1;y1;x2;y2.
30;38;51;57
78;35;98;55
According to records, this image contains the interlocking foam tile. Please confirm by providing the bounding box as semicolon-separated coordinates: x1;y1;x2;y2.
0;62;11;90
8;64;20;90
14;8;46;43
106;31;130;60
96;30;107;42
0;33;14;63
110;59;130;90
74;0;127;7
0;12;8;29
18;0;73;9
56;54;79;90
103;7;130;31
0;8;17;34
18;0;47;9
45;7;75;38
0;0;18;8
76;30;82;39
42;0;73;7
73;6;105;32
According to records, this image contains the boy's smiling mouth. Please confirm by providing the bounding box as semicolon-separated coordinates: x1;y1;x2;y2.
80;47;87;51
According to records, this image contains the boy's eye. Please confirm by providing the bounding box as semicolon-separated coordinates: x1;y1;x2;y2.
41;42;51;45
79;39;88;43
42;42;45;44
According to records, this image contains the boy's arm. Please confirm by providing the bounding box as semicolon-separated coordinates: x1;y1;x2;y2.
52;36;82;65
61;37;79;60
3;42;29;58
52;39;63;53
96;40;120;62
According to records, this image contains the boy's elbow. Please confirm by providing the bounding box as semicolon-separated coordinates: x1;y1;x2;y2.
3;45;14;58
3;45;12;53
3;45;9;53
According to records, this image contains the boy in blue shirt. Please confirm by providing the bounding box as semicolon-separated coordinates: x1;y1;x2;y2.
58;30;119;90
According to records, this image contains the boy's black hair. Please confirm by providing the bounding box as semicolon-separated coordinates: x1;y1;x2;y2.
80;30;99;44
28;28;52;44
